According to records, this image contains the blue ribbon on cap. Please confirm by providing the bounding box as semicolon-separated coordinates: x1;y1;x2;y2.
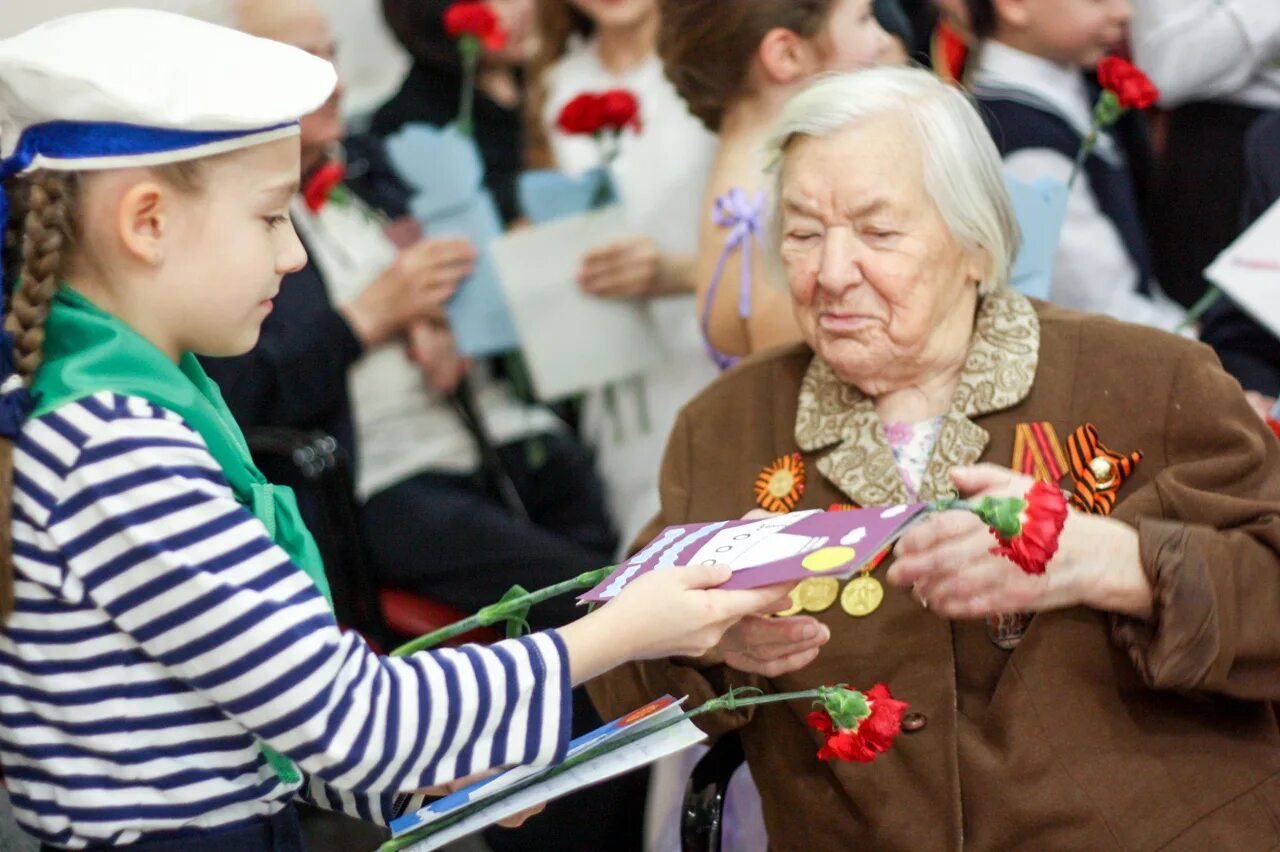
0;120;296;436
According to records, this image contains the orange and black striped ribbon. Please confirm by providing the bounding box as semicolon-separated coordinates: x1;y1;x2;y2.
1012;422;1069;483
1066;423;1142;516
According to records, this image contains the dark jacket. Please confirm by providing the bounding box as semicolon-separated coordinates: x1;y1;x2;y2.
592;291;1280;851
1200;110;1280;398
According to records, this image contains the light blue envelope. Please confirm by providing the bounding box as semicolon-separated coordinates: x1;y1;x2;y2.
1005;174;1069;301
383;122;520;357
517;167;615;224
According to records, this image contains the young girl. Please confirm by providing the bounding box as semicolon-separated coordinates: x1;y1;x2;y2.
658;0;897;368
0;11;789;850
524;0;720;554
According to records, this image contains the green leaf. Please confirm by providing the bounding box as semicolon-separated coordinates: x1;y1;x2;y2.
476;584;532;638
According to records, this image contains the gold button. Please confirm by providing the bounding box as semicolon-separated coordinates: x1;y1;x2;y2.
1089;456;1115;487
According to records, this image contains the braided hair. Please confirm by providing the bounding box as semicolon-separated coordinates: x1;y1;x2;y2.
0;170;78;620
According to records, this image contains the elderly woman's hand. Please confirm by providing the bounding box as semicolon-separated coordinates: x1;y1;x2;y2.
886;465;1154;620
714;613;831;677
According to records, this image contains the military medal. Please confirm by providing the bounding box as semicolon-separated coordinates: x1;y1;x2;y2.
840;574;884;617
1066;423;1142;516
796;577;839;613
754;453;806;513
839;547;891;618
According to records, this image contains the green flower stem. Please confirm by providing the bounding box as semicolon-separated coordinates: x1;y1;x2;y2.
377;687;832;851
1069;91;1123;190
1176;285;1221;333
456;37;480;138
390;566;615;657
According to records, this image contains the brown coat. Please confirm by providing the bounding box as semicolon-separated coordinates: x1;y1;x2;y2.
589;291;1280;851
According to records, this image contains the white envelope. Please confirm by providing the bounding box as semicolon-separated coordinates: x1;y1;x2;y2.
489;206;664;401
1204;197;1280;337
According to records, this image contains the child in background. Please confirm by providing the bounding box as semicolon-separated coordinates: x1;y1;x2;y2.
0;11;790;850
965;0;1185;329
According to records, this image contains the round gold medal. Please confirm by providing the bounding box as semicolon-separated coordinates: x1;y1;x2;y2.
796;577;839;613
840;575;884;617
774;587;803;617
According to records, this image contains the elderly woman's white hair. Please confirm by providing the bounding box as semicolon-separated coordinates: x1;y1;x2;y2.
767;66;1020;295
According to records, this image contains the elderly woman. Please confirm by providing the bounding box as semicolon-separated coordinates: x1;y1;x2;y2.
589;67;1280;850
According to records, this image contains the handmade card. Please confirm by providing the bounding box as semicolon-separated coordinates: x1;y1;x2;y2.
392;696;703;850
1205;195;1280;337
580;504;929;604
383;123;521;356
517;167;612;225
1005;174;1068;301
489;205;664;400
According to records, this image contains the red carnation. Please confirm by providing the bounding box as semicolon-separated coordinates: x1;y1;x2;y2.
1267;417;1280;441
599;89;642;133
988;481;1069;576
557;93;607;136
805;683;908;763
302;160;346;213
443;1;506;51
1097;56;1159;110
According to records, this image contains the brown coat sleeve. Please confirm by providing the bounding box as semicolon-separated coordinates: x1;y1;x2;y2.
585;407;761;736
1110;343;1280;701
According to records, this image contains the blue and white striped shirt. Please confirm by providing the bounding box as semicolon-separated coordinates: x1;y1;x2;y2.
0;393;572;848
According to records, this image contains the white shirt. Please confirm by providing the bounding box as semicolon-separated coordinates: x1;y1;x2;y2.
541;37;719;550
972;41;1186;330
1131;0;1280;110
292;196;559;501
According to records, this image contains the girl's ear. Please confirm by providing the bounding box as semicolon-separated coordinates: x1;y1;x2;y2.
756;26;822;87
115;180;169;266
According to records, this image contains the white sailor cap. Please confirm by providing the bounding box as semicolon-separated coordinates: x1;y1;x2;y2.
0;7;337;173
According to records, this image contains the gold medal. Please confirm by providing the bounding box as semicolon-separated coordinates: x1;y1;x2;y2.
841;575;884;617
774;587;803;617
796;577;839;613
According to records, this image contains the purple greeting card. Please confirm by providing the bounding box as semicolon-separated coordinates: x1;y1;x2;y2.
579;504;929;604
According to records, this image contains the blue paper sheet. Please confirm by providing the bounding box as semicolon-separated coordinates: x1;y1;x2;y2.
1005;174;1068;301
517;167;613;224
383;122;520;357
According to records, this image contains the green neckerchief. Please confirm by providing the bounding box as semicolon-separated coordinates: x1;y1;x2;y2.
32;285;331;785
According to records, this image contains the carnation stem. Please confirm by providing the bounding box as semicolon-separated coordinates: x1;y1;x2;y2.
1175;285;1221;333
376;687;829;851
456;36;480;138
389;566;615;657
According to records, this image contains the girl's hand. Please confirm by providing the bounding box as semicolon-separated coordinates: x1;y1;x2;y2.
415;771;545;828
559;564;795;685
577;236;664;298
886;464;1152;620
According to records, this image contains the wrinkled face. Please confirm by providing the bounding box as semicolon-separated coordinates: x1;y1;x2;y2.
567;0;656;31
817;0;897;72
276;15;344;174
488;0;537;63
157;139;307;357
778;118;983;393
1013;0;1132;67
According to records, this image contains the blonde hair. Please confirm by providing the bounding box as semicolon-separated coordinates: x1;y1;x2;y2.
766;66;1020;294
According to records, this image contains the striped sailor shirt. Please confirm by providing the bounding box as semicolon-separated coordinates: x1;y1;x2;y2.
0;393;572;848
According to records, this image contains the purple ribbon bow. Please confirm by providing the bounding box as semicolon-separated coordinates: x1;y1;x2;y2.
702;188;768;371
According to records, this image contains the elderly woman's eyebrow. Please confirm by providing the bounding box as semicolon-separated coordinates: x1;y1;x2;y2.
782;196;892;218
